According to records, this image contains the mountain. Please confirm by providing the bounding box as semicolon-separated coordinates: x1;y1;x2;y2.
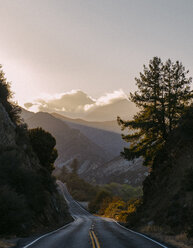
51;113;125;158
46;99;138;122
0;102;71;235
82;156;148;186
51;113;121;133
84;99;138;121
24;112;111;168
22;109;148;186
20;107;34;120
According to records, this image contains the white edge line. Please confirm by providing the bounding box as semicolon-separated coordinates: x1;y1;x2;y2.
115;222;169;248
59;181;90;216
22;216;77;248
115;222;168;248
22;181;76;248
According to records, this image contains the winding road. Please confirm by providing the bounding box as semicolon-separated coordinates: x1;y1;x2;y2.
18;181;169;248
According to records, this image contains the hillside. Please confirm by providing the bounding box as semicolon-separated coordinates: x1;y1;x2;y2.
24;112;111;169
84;99;138;121
51;113;121;133
51;113;125;158
22;109;148;185
0;102;71;235
134;108;193;234
83;156;148;186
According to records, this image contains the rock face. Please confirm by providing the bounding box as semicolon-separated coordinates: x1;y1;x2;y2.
82;156;148;186
0;103;71;235
137;109;193;233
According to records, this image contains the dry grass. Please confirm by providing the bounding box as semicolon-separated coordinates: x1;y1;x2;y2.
139;225;193;248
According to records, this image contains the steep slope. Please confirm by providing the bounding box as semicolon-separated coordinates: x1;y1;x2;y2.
51;113;125;158
25;112;111;170
135;108;193;234
0;103;71;235
22;109;148;186
84;156;148;186
20;107;35;120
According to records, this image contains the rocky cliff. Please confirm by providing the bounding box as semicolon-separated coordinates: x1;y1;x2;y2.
0;102;71;235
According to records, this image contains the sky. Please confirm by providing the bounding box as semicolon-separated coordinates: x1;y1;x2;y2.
0;0;193;108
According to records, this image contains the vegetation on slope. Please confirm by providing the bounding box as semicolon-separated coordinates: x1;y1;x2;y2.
118;57;193;240
58;159;142;222
136;107;193;235
118;57;192;167
0;66;71;236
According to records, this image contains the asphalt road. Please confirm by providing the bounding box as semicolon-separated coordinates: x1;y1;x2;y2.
18;181;168;248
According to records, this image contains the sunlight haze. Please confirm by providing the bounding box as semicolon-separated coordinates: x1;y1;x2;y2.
0;0;193;106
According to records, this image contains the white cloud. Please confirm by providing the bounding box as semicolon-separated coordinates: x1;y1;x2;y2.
24;89;129;114
84;89;128;111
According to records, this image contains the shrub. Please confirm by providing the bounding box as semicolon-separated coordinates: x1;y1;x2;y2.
0;186;31;234
0;65;21;124
28;128;58;173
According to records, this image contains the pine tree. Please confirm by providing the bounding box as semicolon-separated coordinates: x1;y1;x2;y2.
118;57;192;166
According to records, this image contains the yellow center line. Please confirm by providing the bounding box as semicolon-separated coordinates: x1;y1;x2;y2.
91;231;101;248
89;231;96;248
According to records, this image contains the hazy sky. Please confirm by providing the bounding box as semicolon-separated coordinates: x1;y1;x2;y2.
0;0;193;106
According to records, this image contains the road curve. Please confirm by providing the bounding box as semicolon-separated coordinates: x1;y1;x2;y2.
18;181;169;248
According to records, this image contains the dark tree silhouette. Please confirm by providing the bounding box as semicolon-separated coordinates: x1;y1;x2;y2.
118;57;192;166
0;65;21;124
28;127;58;172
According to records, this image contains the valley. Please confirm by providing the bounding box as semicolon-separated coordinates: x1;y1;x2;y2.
21;109;147;185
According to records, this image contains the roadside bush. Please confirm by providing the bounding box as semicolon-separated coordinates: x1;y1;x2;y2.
101;183;142;201
58;162;98;202
89;190;112;213
0;186;31;234
0;149;56;233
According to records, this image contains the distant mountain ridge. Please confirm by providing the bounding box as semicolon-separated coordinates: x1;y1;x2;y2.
84;99;138;121
51;113;125;158
22;108;147;186
51;113;121;133
27;98;138;122
24;112;111;167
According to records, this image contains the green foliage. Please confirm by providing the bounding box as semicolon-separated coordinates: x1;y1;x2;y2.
0;69;68;235
88;183;142;222
89;190;112;214
58;161;98;202
118;57;192;166
101;183;142;201
0;65;21;124
0;186;31;234
28;127;58;173
0;149;57;234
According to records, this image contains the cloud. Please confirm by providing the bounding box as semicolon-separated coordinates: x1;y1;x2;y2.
24;89;129;115
84;89;128;111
